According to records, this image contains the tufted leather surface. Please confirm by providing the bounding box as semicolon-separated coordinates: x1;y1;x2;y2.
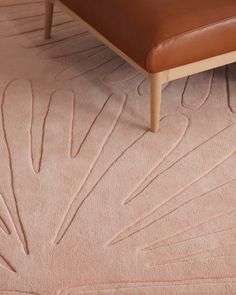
59;0;236;72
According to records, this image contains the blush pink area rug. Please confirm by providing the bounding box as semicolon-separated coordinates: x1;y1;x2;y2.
1;1;236;294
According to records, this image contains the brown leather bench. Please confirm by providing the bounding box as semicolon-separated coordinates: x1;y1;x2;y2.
45;0;236;132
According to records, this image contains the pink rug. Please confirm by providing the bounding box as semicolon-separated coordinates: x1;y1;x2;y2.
1;1;236;294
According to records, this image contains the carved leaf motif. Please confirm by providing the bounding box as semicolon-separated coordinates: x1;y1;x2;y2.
1;1;236;294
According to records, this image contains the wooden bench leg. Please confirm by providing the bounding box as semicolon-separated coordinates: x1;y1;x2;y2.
150;73;162;133
45;0;54;39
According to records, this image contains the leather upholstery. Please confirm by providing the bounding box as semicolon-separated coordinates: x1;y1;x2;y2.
60;0;236;73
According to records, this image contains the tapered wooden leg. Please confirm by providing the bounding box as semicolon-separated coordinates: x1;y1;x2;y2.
150;73;162;132
45;0;54;39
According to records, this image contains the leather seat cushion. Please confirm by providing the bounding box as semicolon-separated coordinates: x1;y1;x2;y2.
59;0;236;72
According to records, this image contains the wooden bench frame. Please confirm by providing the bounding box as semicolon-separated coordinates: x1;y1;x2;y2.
45;0;236;132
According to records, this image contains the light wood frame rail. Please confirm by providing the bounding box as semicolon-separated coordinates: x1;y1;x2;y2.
45;0;236;132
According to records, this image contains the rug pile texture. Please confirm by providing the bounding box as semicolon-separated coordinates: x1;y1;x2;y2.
1;1;236;294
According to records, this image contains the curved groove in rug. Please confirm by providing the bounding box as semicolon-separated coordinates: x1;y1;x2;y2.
3;16;73;37
58;280;236;295
108;124;236;246
54;94;128;245
0;254;16;273
56;49;118;81
1;79;30;255
0;216;10;235
103;62;140;84
38;34;104;60
141;179;236;250
226;64;236;113
123;115;189;205
181;70;214;110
